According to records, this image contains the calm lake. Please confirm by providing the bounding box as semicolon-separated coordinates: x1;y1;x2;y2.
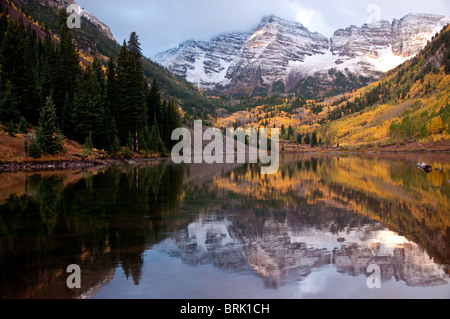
0;153;449;299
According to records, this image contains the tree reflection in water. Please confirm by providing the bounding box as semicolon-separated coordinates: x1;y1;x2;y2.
0;153;449;298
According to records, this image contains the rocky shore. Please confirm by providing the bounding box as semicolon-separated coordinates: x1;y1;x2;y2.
0;157;166;173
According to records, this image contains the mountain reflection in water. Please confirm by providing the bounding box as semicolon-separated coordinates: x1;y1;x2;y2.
0;153;449;299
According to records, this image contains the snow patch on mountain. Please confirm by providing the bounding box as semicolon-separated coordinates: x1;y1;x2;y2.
371;46;414;72
154;13;450;96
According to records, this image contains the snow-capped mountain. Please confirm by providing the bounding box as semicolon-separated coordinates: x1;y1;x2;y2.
154;32;249;92
156;212;449;288
154;13;450;97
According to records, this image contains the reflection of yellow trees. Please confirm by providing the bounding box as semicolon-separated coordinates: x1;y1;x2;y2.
213;156;450;236
215;164;321;206
319;157;450;234
427;172;445;188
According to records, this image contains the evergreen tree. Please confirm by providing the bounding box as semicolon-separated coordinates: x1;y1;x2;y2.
92;58;106;98
160;99;169;147
126;131;133;151
138;129;146;153
26;136;42;158
92;58;110;150
116;34;147;151
287;125;294;138
311;131;318;148
126;32;147;151
19;22;39;121
143;125;151;153
147;77;161;128
111;134;121;157
18;116;28;133
127;31;142;63
39;30;57;111
0;81;20;125
304;133;311;145
165;99;180;148
116;40;133;144
148;115;165;153
7;120;17;137
71;66;105;148
109;117;119;153
0;21;38;123
36;96;63;155
61;94;73;138
53;10;81;123
106;53;118;118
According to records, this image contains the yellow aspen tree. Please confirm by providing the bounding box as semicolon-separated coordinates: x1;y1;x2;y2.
429;116;445;134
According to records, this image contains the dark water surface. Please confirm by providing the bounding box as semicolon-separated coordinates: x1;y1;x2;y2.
0;153;449;299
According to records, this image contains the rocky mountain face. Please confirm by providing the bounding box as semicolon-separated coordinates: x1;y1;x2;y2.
157;208;449;289
154;13;450;98
45;0;115;40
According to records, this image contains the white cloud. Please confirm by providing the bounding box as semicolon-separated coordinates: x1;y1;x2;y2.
290;4;330;35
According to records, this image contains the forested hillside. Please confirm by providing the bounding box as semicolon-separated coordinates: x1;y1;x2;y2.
0;0;231;161
1;0;225;118
0;2;183;158
317;23;450;148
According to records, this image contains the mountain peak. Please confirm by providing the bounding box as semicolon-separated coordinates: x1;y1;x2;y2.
402;12;446;19
154;13;450;97
259;14;278;24
257;15;306;30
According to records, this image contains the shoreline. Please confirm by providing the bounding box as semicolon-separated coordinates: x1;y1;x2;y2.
1;140;449;173
280;149;450;155
0;157;168;173
2;149;449;173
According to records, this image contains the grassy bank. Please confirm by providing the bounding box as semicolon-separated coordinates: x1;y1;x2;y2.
0;130;164;169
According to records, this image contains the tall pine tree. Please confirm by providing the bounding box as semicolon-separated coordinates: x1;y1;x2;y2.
115;33;147;151
147;77;161;128
53;10;81;125
36;96;63;155
166;99;180;148
106;53;118;118
0;81;20;125
0;20;38;123
71;66;105;148
115;40;133;144
148;115;165;154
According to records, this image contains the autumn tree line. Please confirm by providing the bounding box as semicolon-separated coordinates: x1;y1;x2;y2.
0;9;180;157
325;24;450;139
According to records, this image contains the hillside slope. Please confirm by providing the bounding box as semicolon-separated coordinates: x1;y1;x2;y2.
316;23;450;149
4;0;225;116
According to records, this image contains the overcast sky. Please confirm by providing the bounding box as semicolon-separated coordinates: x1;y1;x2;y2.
76;0;450;58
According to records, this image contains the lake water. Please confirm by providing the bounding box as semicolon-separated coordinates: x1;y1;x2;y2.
0;153;449;299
